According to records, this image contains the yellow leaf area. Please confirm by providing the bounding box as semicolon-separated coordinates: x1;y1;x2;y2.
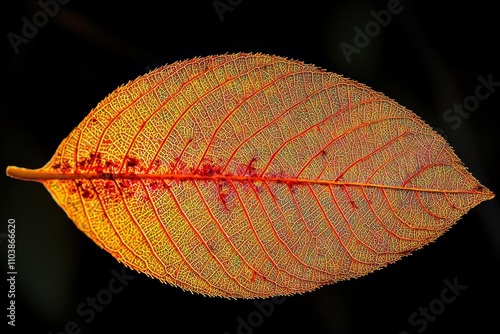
6;53;494;298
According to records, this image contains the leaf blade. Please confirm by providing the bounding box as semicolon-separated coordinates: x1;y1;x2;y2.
6;53;494;298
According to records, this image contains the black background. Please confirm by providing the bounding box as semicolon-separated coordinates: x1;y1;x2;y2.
2;1;499;333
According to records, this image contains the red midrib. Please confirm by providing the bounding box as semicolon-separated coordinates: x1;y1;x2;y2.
5;166;489;196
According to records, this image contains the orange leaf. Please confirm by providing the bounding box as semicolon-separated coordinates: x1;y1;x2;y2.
6;53;494;298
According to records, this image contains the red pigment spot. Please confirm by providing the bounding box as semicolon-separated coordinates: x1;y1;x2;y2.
151;159;162;171
68;180;80;195
77;152;121;175
92;153;105;172
147;179;165;192
74;180;95;199
53;160;72;173
78;160;89;169
266;169;299;193
200;163;222;176
78;153;102;171
103;180;115;193
90;153;101;164
235;158;259;177
206;239;216;252
68;185;77;195
82;189;93;199
119;179;131;188
61;161;72;173
215;181;232;210
475;185;486;192
342;185;357;209
193;159;224;176
250;271;266;283
123;156;150;174
99;180;123;203
219;191;228;207
125;156;139;168
245;157;258;176
316;124;324;135
115;178;136;199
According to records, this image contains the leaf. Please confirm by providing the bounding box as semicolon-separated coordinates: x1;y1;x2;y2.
6;53;494;298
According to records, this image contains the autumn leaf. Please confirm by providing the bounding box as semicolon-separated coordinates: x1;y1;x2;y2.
6;53;494;298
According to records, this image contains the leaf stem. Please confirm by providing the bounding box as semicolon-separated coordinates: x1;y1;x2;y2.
6;166;45;182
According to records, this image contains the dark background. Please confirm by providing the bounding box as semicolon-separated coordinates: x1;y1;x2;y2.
2;0;499;333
